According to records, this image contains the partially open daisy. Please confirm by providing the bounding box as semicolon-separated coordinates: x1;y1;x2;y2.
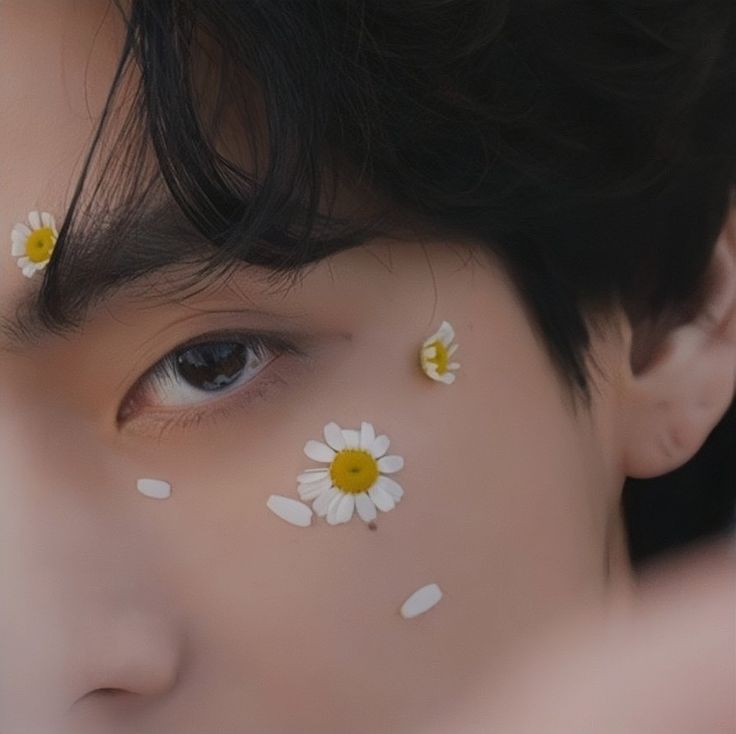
420;320;460;384
11;211;58;278
297;421;405;525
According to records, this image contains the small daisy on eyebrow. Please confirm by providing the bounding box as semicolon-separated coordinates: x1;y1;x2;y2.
10;211;58;278
420;320;460;384
297;421;405;525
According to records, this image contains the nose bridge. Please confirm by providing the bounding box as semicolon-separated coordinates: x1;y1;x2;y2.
0;404;183;728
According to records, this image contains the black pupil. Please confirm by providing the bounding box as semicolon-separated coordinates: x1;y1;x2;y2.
176;342;249;391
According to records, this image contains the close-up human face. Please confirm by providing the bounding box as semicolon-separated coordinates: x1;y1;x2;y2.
1;3;732;734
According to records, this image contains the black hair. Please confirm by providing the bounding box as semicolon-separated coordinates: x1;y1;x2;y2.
39;0;736;565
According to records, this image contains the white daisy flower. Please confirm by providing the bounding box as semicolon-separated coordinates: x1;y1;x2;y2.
10;210;58;278
297;421;405;525
420;320;460;384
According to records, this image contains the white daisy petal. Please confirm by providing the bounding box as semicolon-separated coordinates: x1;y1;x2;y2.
21;263;37;278
267;495;313;527
298;477;333;500
333;493;355;524
323;422;346;451
313;487;339;517
369;485;395;512
28;211;41;230
359;421;375;450
422;345;437;358
304;440;336;463
371;434;390;458
11;240;25;256
12;223;31;238
448;362;461;370
439;372;456;384
136;478;171;500
41;212;54;228
377;455;404;474
355;492;378;522
297;469;330;483
437;320;455;344
326;491;346;525
400;583;443;619
341;429;360;447
376;475;404;500
448;344;459;357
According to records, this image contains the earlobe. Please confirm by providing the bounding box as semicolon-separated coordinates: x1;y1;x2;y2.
619;218;736;479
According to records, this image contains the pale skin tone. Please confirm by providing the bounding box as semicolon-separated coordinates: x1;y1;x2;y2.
0;3;734;734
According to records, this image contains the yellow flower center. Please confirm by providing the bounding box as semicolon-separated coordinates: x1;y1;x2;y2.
329;449;379;494
427;339;449;374
25;227;56;263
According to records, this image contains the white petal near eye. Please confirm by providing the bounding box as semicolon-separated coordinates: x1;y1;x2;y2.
400;583;443;619
136;478;172;500
267;495;313;527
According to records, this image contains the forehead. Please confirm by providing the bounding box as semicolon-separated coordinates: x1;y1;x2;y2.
0;0;125;306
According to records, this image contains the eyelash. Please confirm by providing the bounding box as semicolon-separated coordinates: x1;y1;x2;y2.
117;330;303;434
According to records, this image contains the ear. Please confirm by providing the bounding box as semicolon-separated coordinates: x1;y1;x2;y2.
618;205;736;479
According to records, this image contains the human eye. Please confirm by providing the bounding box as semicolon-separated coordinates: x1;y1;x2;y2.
117;330;301;430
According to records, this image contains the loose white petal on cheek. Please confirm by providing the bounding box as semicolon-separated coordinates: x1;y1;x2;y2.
304;440;336;462
266;495;313;527
400;583;443;619
323;422;346;451
355;492;377;522
377;455;404;474
136;478;172;500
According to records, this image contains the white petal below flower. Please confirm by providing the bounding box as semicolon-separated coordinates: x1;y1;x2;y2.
267;495;313;527
136;478;171;500
400;583;443;619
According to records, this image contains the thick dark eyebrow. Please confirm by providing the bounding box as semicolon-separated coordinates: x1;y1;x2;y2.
0;200;232;353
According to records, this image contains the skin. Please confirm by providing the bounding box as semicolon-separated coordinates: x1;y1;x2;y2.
0;3;734;733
